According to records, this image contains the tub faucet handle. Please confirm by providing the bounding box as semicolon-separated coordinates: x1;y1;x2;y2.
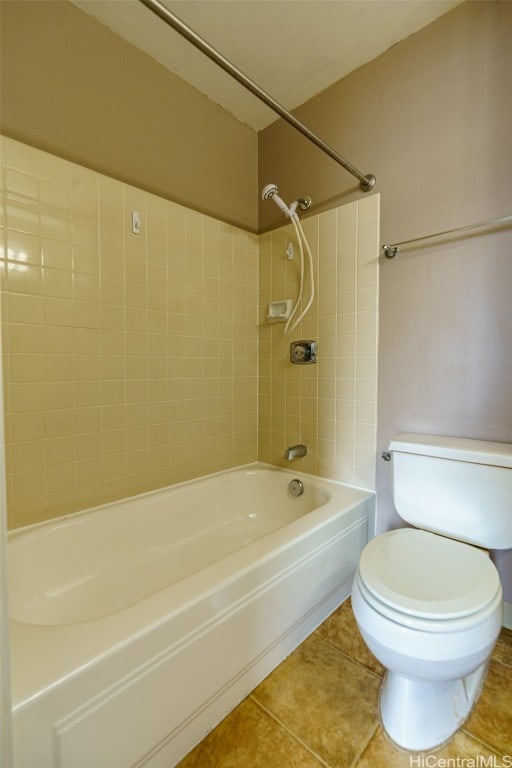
284;444;307;461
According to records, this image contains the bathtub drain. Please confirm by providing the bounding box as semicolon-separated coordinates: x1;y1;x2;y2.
288;478;304;497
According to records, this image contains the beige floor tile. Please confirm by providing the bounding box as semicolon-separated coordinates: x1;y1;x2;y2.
252;632;381;768
464;657;512;756
492;626;512;669
315;598;384;677
175;697;324;768
356;725;503;768
175;604;511;768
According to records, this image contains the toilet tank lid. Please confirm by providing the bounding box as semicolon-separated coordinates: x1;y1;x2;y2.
389;433;512;468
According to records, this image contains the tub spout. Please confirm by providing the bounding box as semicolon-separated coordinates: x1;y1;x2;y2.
284;444;307;461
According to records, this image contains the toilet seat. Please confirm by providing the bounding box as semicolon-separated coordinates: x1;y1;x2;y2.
358;529;502;631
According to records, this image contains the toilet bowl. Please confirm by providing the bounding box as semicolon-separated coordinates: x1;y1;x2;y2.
352;529;503;750
352;434;512;751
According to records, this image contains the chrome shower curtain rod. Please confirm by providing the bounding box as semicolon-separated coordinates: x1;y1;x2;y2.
138;0;376;193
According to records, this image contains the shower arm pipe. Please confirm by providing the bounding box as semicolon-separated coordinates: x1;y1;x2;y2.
138;0;376;193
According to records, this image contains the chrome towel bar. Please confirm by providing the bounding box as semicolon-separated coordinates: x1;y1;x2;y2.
383;214;512;258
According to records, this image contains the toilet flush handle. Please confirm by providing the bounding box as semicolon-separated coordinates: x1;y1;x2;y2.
381;451;391;462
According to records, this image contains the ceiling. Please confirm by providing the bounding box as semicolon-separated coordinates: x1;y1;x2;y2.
72;0;463;131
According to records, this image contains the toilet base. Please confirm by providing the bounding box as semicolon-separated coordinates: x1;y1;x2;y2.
380;663;487;751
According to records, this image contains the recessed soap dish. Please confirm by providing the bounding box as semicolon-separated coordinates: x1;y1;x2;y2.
266;299;293;323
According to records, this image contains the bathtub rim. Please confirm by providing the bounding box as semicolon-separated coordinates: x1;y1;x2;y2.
8;461;336;626
10;461;374;711
7;460;370;539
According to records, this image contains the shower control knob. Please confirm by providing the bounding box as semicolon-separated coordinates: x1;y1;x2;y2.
290;340;317;364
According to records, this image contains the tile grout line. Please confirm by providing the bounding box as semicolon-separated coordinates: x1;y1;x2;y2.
307;631;383;768
459;728;504;758
248;694;335;768
312;629;384;681
350;720;380;768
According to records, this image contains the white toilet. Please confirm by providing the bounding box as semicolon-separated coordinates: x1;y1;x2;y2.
352;433;511;751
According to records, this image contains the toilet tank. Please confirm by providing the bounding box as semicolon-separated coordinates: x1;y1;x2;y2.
389;433;512;549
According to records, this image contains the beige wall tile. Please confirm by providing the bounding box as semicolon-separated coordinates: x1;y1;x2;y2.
3;137;260;528
4;138;38;176
259;195;379;489
37;151;69;187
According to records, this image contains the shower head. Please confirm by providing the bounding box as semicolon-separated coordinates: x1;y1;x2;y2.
261;183;279;201
261;182;295;219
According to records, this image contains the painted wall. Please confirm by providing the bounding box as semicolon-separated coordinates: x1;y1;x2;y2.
259;0;512;599
259;1;511;236
0;0;258;233
0;136;258;529
258;195;379;493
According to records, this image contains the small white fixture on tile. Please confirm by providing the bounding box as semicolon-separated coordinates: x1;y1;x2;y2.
266;299;292;323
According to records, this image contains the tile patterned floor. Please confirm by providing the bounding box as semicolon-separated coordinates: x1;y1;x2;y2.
177;598;512;768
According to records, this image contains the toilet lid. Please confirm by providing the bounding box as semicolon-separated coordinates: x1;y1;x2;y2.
359;529;501;620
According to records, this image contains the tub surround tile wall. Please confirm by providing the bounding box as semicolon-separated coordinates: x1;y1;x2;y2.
258;196;379;490
0;136;258;528
0;136;377;529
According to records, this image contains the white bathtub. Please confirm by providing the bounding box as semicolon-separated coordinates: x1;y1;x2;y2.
9;462;373;768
